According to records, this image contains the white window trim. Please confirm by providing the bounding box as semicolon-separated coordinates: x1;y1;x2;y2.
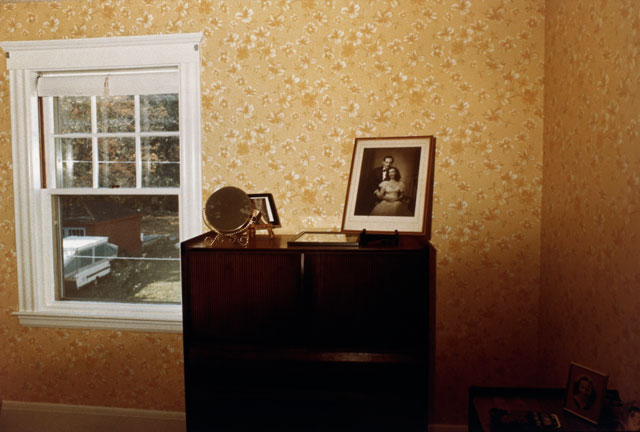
0;33;203;332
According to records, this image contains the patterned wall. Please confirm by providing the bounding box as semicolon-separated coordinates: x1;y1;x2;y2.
0;0;544;423
541;0;640;402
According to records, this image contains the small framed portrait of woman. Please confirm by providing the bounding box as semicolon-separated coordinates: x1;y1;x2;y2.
341;136;436;237
564;362;609;424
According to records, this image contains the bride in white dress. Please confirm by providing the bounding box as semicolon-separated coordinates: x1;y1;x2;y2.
371;167;412;216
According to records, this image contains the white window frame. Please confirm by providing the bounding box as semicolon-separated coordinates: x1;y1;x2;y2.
0;33;203;332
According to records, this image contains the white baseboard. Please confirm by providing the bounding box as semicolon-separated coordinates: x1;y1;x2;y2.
0;400;186;432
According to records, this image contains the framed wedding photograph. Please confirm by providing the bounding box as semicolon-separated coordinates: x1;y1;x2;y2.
248;193;281;227
341;135;436;236
564;362;609;424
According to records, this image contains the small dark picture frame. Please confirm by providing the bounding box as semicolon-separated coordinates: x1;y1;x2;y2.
248;193;281;228
564;362;609;424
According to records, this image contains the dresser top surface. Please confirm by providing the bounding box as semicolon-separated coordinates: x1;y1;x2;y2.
182;232;431;252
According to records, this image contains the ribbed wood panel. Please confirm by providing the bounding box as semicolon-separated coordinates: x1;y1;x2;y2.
187;251;300;343
305;251;428;349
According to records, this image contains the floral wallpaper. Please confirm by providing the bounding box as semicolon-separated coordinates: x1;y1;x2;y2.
0;0;545;424
541;0;640;403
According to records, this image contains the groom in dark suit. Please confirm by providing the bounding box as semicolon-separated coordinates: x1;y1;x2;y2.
354;155;394;215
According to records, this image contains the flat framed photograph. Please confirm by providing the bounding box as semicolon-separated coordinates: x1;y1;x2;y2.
248;193;281;227
287;231;359;247
564;362;609;424
341;135;436;236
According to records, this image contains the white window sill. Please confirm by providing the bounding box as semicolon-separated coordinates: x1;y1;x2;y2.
15;302;183;332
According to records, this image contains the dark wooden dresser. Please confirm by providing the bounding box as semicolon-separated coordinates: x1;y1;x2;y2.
180;233;435;431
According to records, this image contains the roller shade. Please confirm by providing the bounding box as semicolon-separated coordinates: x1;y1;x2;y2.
37;68;179;97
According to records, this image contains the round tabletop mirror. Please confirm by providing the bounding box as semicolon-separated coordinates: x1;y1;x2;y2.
204;186;253;234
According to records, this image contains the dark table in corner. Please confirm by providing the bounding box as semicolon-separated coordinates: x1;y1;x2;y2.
469;386;620;432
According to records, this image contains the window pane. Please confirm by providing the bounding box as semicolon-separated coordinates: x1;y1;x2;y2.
56;138;92;187
140;94;179;132
98;137;135;188
97;95;135;133
54;97;91;133
142;136;180;187
57;195;180;304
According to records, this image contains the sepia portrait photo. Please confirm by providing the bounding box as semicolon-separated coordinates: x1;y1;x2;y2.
342;136;435;236
564;362;609;424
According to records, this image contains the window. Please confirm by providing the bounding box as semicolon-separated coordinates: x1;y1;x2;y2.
45;90;180;304
1;34;203;331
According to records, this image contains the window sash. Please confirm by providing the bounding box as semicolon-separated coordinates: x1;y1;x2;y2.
43;94;181;190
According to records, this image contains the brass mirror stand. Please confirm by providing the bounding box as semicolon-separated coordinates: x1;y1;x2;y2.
248;222;275;239
204;228;250;247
